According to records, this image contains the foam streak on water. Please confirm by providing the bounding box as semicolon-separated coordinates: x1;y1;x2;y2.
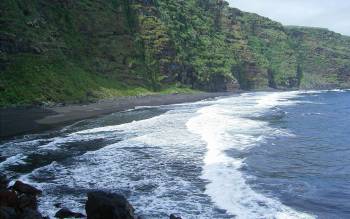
0;91;324;218
186;92;314;219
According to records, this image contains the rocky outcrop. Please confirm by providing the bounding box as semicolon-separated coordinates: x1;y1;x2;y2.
169;213;182;219
207;74;240;92
0;176;9;190
1;0;350;106
85;191;134;219
0;207;17;219
84;191;183;219
11;181;42;196
0;176;45;219
19;208;45;219
54;207;85;218
0;175;184;219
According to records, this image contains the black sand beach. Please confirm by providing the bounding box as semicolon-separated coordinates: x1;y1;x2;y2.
0;92;233;139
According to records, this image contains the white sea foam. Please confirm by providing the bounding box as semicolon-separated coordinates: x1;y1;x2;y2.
186;91;315;219
301;88;347;94
5;91;318;218
0;154;28;170
20;108;224;218
330;89;346;92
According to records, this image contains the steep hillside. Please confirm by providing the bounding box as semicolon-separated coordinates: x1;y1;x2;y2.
0;0;156;106
1;0;349;106
286;26;350;89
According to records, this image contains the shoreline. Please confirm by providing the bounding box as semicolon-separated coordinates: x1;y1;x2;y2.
0;92;235;139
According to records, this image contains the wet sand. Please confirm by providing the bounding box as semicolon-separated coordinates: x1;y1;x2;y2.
0;92;233;139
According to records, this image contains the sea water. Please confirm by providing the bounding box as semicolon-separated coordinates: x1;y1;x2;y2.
1;90;349;218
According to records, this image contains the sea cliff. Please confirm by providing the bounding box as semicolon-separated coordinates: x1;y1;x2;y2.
1;0;350;106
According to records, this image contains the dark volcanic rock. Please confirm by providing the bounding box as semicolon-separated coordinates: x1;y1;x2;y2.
85;191;134;219
11;181;42;196
0;207;17;219
19;208;44;219
169;213;182;219
0;176;44;219
0;175;9;190
0;191;18;208
18;194;38;210
54;207;85;218
54;203;62;208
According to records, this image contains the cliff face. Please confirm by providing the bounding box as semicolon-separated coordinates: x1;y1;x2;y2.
0;0;149;105
286;27;350;89
0;0;349;106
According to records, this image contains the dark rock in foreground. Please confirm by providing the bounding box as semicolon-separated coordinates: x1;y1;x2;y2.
85;191;134;219
19;208;44;219
54;207;85;218
0;175;9;190
170;213;182;219
0;206;17;219
53;203;62;208
0;190;18;208
18;193;39;210
0;176;45;219
11;181;42;196
0;175;182;219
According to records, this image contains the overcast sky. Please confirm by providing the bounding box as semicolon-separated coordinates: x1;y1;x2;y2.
227;0;350;36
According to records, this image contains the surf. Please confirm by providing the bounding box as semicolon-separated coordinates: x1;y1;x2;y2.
186;92;315;218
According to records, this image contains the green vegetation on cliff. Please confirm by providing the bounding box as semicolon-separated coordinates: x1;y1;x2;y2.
286;26;350;88
1;0;350;106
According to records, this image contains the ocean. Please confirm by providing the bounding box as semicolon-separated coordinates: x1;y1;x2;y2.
1;90;349;218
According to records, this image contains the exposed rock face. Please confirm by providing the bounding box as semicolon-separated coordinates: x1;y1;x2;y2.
338;65;350;86
85;191;134;219
1;175;173;219
1;0;350;106
0;175;9;190
11;181;42;196
0;206;17;219
286;27;350;88
17;193;38;210
207;74;240;92
18;208;44;219
0;176;191;219
0;177;44;219
169;213;182;219
0;191;18;208
54;207;85;218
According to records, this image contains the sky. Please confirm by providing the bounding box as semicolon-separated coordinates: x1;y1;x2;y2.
226;0;350;36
